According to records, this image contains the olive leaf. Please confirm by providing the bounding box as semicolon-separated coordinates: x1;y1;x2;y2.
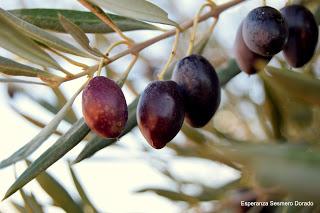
0;78;48;86
0;12;63;70
220;143;320;200
0;8;91;58
9;103;64;136
0;83;84;169
69;163;98;212
10;201;26;213
25;161;83;213
19;189;44;213
59;14;104;58
135;188;198;204
3;118;90;200
9;9;160;33
0;56;63;83
87;0;178;26
262;66;320;106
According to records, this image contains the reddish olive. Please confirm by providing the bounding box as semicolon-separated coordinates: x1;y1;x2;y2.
82;76;128;138
281;5;319;67
242;6;288;56
234;22;272;74
172;54;220;128
137;80;185;149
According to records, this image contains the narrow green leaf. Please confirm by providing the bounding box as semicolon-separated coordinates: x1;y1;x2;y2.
135;188;198;204
73;96;139;163
0;8;91;58
0;78;48;86
74;59;241;163
218;59;241;86
262;67;320;106
25;161;83;213
181;124;206;144
220;143;320;201
9;9;160;33
59;14;104;58
52;87;78;124
9;103;64;136
0;56;63;82
69;164;98;212
87;0;177;26
0;84;84;169
10;201;26;213
3;118;90;200
19;189;44;213
0;12;62;70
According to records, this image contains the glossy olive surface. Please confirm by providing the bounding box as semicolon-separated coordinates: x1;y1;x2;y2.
172;54;220;127
242;6;288;56
235;22;272;74
281;5;319;67
137;80;185;149
82;76;128;138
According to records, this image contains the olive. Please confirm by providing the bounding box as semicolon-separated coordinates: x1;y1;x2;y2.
281;5;319;67
82;76;128;138
234;22;272;74
242;6;288;56
172;54;220;127
137;80;185;149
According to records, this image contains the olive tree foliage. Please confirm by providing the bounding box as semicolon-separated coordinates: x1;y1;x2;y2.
0;0;320;212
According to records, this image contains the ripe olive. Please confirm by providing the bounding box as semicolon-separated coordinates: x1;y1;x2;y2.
137;80;185;149
82;76;128;138
172;54;220;128
242;6;288;56
234;22;272;74
281;5;319;67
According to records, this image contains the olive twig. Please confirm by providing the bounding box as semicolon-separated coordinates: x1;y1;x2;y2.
65;0;244;83
117;54;139;87
186;2;219;55
262;0;267;6
105;40;131;56
77;0;134;44
97;58;105;76
158;28;180;80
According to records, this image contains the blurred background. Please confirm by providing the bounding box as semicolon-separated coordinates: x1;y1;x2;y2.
0;0;319;212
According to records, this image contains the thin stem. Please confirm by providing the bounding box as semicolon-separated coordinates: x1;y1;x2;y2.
78;0;133;44
117;55;139;87
97;58;104;76
262;0;267;6
46;46;89;69
158;28;180;80
105;40;130;56
187;3;213;55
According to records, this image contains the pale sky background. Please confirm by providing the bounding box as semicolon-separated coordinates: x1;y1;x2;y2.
0;0;285;212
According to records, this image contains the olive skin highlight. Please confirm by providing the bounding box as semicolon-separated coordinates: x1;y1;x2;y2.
82;76;128;138
281;5;319;68
137;80;185;149
242;6;288;56
172;54;221;128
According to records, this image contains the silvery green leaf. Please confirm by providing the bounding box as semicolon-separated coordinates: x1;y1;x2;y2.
87;0;177;26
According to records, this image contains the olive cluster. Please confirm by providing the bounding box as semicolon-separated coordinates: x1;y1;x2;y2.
235;5;318;74
81;4;318;150
137;55;220;149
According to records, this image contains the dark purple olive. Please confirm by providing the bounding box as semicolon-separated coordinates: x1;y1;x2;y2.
234;22;272;74
137;80;184;149
172;54;220;128
82;76;128;138
281;5;319;68
242;6;288;56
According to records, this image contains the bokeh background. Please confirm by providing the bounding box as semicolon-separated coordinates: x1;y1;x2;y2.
0;0;317;212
